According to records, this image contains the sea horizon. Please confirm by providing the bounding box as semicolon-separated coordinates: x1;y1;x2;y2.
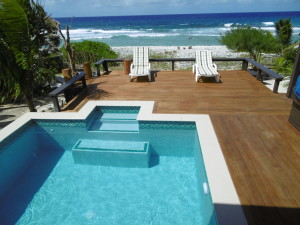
55;11;300;47
55;10;300;19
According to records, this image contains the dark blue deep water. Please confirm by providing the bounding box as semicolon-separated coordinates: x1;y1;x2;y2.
56;11;300;46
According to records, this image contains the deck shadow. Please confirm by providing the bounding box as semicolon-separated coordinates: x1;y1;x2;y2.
214;204;300;225
62;82;112;111
241;205;300;225
199;77;222;83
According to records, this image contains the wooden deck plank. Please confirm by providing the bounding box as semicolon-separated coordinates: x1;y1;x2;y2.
67;70;290;114
212;114;300;225
63;70;300;225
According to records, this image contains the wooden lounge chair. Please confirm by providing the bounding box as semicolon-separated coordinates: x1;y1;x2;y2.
129;47;151;82
193;50;220;82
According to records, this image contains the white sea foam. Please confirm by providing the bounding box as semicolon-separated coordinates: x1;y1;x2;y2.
219;27;231;31
293;27;300;31
62;29;141;35
224;23;233;27
61;25;300;43
127;33;176;38
61;27;227;41
262;22;275;26
61;28;148;40
261;27;276;31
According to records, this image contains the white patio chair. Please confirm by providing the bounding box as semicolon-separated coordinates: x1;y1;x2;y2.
129;47;151;82
192;50;220;82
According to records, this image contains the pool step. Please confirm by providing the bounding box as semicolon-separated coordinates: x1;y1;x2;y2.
89;120;139;132
100;113;138;120
88;112;139;132
72;139;150;167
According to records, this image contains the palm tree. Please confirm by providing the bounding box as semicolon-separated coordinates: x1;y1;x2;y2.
275;19;293;48
0;0;60;111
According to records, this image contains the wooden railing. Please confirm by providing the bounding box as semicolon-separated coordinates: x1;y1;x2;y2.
245;58;283;93
94;57;283;93
49;72;86;112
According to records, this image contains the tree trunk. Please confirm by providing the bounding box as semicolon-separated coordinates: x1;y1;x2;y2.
65;25;76;75
23;89;37;112
55;21;76;76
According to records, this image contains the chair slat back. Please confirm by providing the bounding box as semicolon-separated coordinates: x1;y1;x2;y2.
201;51;213;75
196;51;201;65
143;47;149;66
206;50;213;67
200;51;207;66
133;47;139;65
131;47;150;75
206;50;218;74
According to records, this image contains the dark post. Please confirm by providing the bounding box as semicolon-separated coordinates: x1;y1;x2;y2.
82;76;87;88
96;65;101;76
103;61;108;72
273;79;280;93
172;61;175;71
51;96;60;112
257;70;262;81
242;60;249;71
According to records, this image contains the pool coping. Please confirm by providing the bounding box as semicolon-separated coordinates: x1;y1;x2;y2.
0;100;247;225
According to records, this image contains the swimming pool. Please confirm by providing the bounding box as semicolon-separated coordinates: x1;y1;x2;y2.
0;101;247;225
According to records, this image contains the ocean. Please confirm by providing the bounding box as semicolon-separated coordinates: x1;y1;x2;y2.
55;11;300;46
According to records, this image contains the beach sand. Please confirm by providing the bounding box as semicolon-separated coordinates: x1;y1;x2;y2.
113;45;244;59
113;45;247;70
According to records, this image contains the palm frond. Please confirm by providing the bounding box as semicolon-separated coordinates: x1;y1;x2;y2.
0;0;30;51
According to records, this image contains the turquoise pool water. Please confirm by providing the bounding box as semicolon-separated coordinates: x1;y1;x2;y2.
0;106;217;225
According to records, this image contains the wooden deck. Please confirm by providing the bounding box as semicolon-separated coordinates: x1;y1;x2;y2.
65;70;300;225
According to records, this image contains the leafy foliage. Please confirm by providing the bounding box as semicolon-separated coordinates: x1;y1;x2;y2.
0;0;61;109
275;19;293;48
274;44;298;77
220;26;280;62
60;40;118;65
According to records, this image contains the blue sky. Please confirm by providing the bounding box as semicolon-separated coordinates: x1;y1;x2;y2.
39;0;300;17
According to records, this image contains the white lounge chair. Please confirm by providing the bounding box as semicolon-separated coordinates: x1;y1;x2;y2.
193;50;220;82
129;47;151;82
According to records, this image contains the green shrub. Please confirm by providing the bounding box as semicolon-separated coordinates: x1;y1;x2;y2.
274;44;298;77
60;41;118;65
220;26;280;62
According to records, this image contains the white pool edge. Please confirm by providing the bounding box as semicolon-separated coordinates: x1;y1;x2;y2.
0;100;247;225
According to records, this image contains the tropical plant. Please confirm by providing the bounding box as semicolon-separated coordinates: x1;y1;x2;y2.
0;0;61;111
220;26;280;62
274;44;298;77
275;18;293;48
60;40;118;65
